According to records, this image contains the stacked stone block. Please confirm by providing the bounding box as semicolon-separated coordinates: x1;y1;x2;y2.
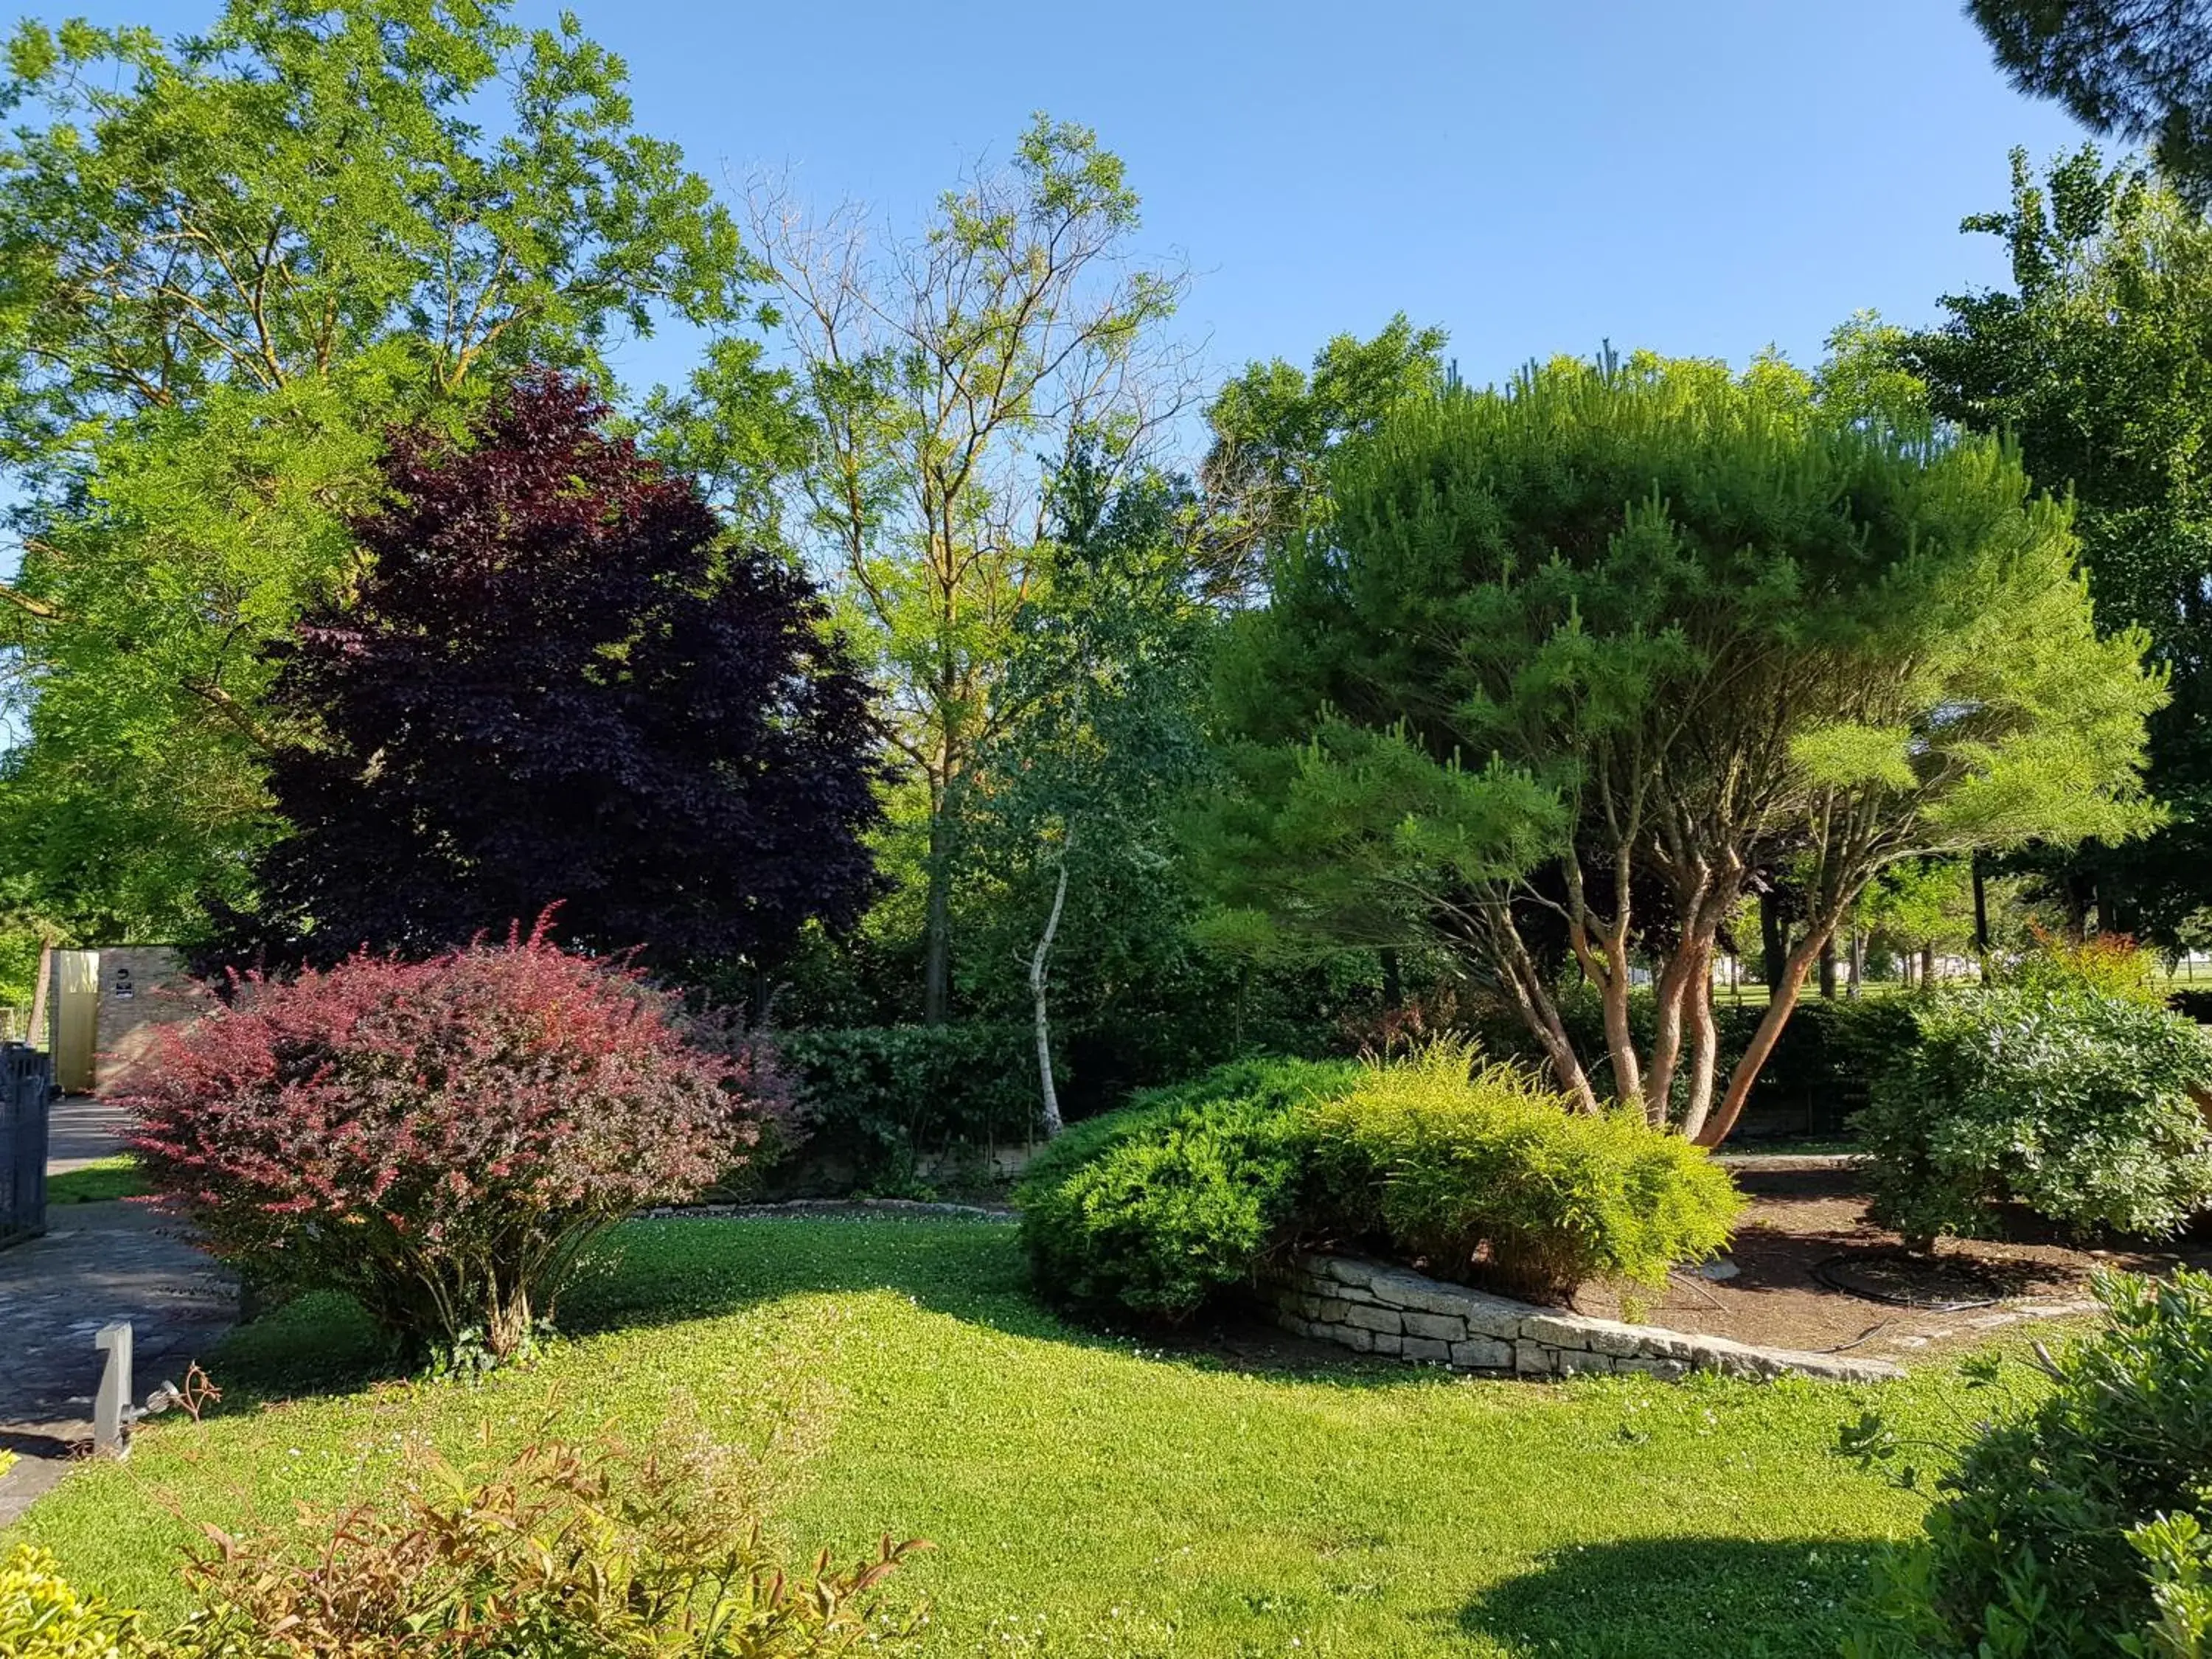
1264;1252;1902;1384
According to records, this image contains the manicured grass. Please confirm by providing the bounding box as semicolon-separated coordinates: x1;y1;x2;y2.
44;1154;151;1205
7;1218;2054;1657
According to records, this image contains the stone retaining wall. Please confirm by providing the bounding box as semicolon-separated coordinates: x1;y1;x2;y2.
1265;1252;1904;1384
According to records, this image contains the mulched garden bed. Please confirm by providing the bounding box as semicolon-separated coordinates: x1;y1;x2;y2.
1571;1166;2208;1360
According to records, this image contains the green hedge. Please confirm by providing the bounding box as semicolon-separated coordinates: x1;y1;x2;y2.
1016;1057;1357;1321
1859;987;2212;1248
1016;1049;1742;1323
776;1023;1046;1189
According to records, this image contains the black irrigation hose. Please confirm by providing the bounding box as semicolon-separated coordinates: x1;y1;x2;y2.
1811;1251;2003;1312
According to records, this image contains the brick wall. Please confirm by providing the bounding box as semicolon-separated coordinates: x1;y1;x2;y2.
92;947;213;1099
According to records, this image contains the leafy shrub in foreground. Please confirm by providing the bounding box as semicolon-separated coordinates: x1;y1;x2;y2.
165;1431;925;1657
0;1541;139;1659
1305;1045;1743;1301
124;925;788;1360
1015;1057;1357;1321
1848;1270;2212;1658
0;1428;924;1658
1860;987;2212;1250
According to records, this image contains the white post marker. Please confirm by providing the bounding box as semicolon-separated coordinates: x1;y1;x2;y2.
93;1321;132;1458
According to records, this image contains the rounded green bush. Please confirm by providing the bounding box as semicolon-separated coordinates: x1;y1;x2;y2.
1304;1045;1744;1301
1014;1057;1357;1323
1018;1046;1743;1321
1860;986;2212;1249
1852;1270;2212;1658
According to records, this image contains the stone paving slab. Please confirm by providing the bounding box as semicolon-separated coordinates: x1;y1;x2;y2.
0;1197;234;1524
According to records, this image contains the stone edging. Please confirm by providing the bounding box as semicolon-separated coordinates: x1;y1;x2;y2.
1264;1252;1905;1384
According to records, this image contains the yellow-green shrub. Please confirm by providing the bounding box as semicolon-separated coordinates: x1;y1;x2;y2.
1020;1045;1745;1321
0;1543;142;1659
1304;1045;1745;1301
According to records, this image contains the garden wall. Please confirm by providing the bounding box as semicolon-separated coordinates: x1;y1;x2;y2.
1262;1252;1903;1384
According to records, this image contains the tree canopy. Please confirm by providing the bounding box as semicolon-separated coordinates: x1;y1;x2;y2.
1196;353;2162;1141
0;0;747;941
1898;145;2212;944
1969;1;2212;202
212;372;882;975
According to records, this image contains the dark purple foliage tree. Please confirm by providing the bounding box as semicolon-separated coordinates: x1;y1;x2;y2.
214;372;882;975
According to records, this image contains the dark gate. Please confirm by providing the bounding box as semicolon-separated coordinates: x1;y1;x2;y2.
0;1041;53;1246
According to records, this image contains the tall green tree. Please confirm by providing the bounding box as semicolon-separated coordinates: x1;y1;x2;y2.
737;116;1186;1022
1969;1;2212;202
1197;313;1447;598
961;459;1215;1132
1898;145;2212;942
1196;353;2161;1142
0;0;747;939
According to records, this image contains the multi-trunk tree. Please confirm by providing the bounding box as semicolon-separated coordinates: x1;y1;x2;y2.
214;373;883;977
1197;353;2163;1143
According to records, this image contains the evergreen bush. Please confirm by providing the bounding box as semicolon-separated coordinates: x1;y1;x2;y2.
1015;1057;1357;1322
1305;1046;1743;1301
1018;1046;1742;1321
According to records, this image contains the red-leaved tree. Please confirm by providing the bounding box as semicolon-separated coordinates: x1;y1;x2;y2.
209;370;883;978
124;922;790;1359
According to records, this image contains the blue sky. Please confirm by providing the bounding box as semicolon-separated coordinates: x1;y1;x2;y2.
38;0;2095;398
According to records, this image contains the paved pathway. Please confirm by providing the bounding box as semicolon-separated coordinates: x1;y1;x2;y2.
0;1100;234;1526
46;1096;135;1175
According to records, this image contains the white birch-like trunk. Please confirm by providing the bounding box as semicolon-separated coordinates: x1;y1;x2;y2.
1029;844;1071;1138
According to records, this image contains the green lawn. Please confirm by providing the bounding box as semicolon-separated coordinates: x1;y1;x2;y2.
44;1154;151;1206
8;1218;2050;1658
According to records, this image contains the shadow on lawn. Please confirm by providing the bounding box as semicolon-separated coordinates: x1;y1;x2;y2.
1461;1534;1884;1659
203;1216;1440;1405
566;1214;1444;1391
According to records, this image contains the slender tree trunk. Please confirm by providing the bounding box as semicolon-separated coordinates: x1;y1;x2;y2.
1697;910;1846;1147
1596;933;1643;1106
1818;937;1837;999
1972;858;1990;970
1029;841;1071;1139
1487;911;1602;1114
1760;890;1787;990
922;799;953;1025
1920;942;1935;989
1677;942;1724;1141
1645;946;1703;1127
1846;925;1863;1000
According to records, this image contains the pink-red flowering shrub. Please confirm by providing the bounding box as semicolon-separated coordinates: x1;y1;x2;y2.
122;924;792;1359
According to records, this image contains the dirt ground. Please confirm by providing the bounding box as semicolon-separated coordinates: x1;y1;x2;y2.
1570;1165;2211;1362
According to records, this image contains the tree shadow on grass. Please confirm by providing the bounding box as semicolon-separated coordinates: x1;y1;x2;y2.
200;1217;1441;1408
564;1214;1444;1391
1461;1534;1883;1659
